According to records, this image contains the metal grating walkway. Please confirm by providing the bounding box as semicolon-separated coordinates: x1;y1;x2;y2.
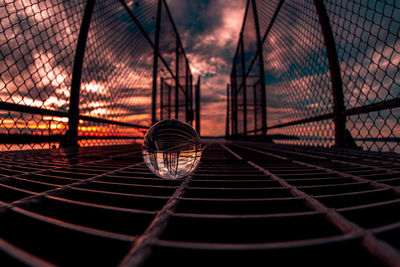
0;142;400;266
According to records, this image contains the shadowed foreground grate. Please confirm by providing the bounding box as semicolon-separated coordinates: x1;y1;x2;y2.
0;141;400;266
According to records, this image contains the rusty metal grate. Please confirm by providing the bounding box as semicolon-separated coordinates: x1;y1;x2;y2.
0;141;399;266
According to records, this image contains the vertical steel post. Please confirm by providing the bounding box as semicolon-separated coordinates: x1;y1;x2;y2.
226;84;230;137
195;76;201;136
186;74;193;125
314;0;346;148
232;69;238;136
175;40;179;119
185;59;189;123
230;74;234;137
252;0;267;138
152;0;162;125
168;83;171;118
231;75;235;136
60;0;96;148
240;36;247;138
190;74;193;125
253;84;257;133
160;77;164;120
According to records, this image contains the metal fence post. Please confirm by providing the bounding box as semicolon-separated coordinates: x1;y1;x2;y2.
160;77;164;120
60;0;96;148
195;76;201;136
190;74;193;125
185;59;189;123
226;84;230;137
168;82;172;119
314;0;346;148
253;84;257;133
152;0;162;125
240;36;247;138
230;75;234;137
252;0;267;138
231;70;238;137
175;40;179;119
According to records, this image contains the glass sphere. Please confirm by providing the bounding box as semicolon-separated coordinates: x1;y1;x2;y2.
142;119;203;179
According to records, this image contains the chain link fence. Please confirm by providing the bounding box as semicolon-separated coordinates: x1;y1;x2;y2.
0;0;195;150
155;0;195;125
227;0;400;152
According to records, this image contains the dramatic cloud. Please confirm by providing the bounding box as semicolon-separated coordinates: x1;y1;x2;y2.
167;0;246;136
3;0;398;152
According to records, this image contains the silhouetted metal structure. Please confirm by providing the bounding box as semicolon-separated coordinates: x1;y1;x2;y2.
227;0;400;152
195;76;201;136
0;0;195;150
154;0;195;126
0;0;400;266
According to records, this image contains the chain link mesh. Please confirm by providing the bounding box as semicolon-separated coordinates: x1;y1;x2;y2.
159;77;174;120
228;0;400;152
156;0;194;125
0;0;85;150
1;0;192;150
78;0;155;145
264;0;333;147
325;0;400;151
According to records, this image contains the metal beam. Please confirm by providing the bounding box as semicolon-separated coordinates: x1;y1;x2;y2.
231;70;238;136
195;76;201;136
314;0;346;148
0;102;149;129
344;98;400;116
251;0;267;138
244;0;285;79
185;59;189;123
160;77;164;120
152;0;162;125
175;39;179;119
78;115;149;129
266;98;400;130
60;0;96;148
226;84;230;137
119;0;175;81
240;36;247;137
0;102;68;118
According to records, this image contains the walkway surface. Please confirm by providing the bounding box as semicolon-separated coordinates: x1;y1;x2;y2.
0;141;399;266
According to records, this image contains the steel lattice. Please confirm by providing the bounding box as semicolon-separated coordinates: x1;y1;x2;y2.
0;0;85;150
0;0;196;150
227;0;400;153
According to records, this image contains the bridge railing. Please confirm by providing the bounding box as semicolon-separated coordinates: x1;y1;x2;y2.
227;0;400;152
0;0;196;150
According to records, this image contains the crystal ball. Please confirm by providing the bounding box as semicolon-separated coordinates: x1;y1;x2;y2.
142;119;203;179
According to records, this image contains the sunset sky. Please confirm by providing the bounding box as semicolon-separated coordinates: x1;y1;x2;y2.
0;0;246;139
1;0;399;148
166;0;246;136
164;0;399;140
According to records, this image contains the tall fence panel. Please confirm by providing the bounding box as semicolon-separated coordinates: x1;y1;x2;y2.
325;0;400;152
227;0;400;152
229;0;267;140
0;0;195;150
154;0;194;126
73;0;157;147
0;0;86;150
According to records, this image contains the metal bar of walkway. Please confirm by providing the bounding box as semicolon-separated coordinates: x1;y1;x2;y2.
0;142;399;266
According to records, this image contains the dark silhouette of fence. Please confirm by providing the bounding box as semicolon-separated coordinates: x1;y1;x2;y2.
1;1;400;266
227;0;400;152
0;0;199;150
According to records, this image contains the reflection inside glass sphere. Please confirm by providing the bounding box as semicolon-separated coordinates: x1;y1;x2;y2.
142;119;203;179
